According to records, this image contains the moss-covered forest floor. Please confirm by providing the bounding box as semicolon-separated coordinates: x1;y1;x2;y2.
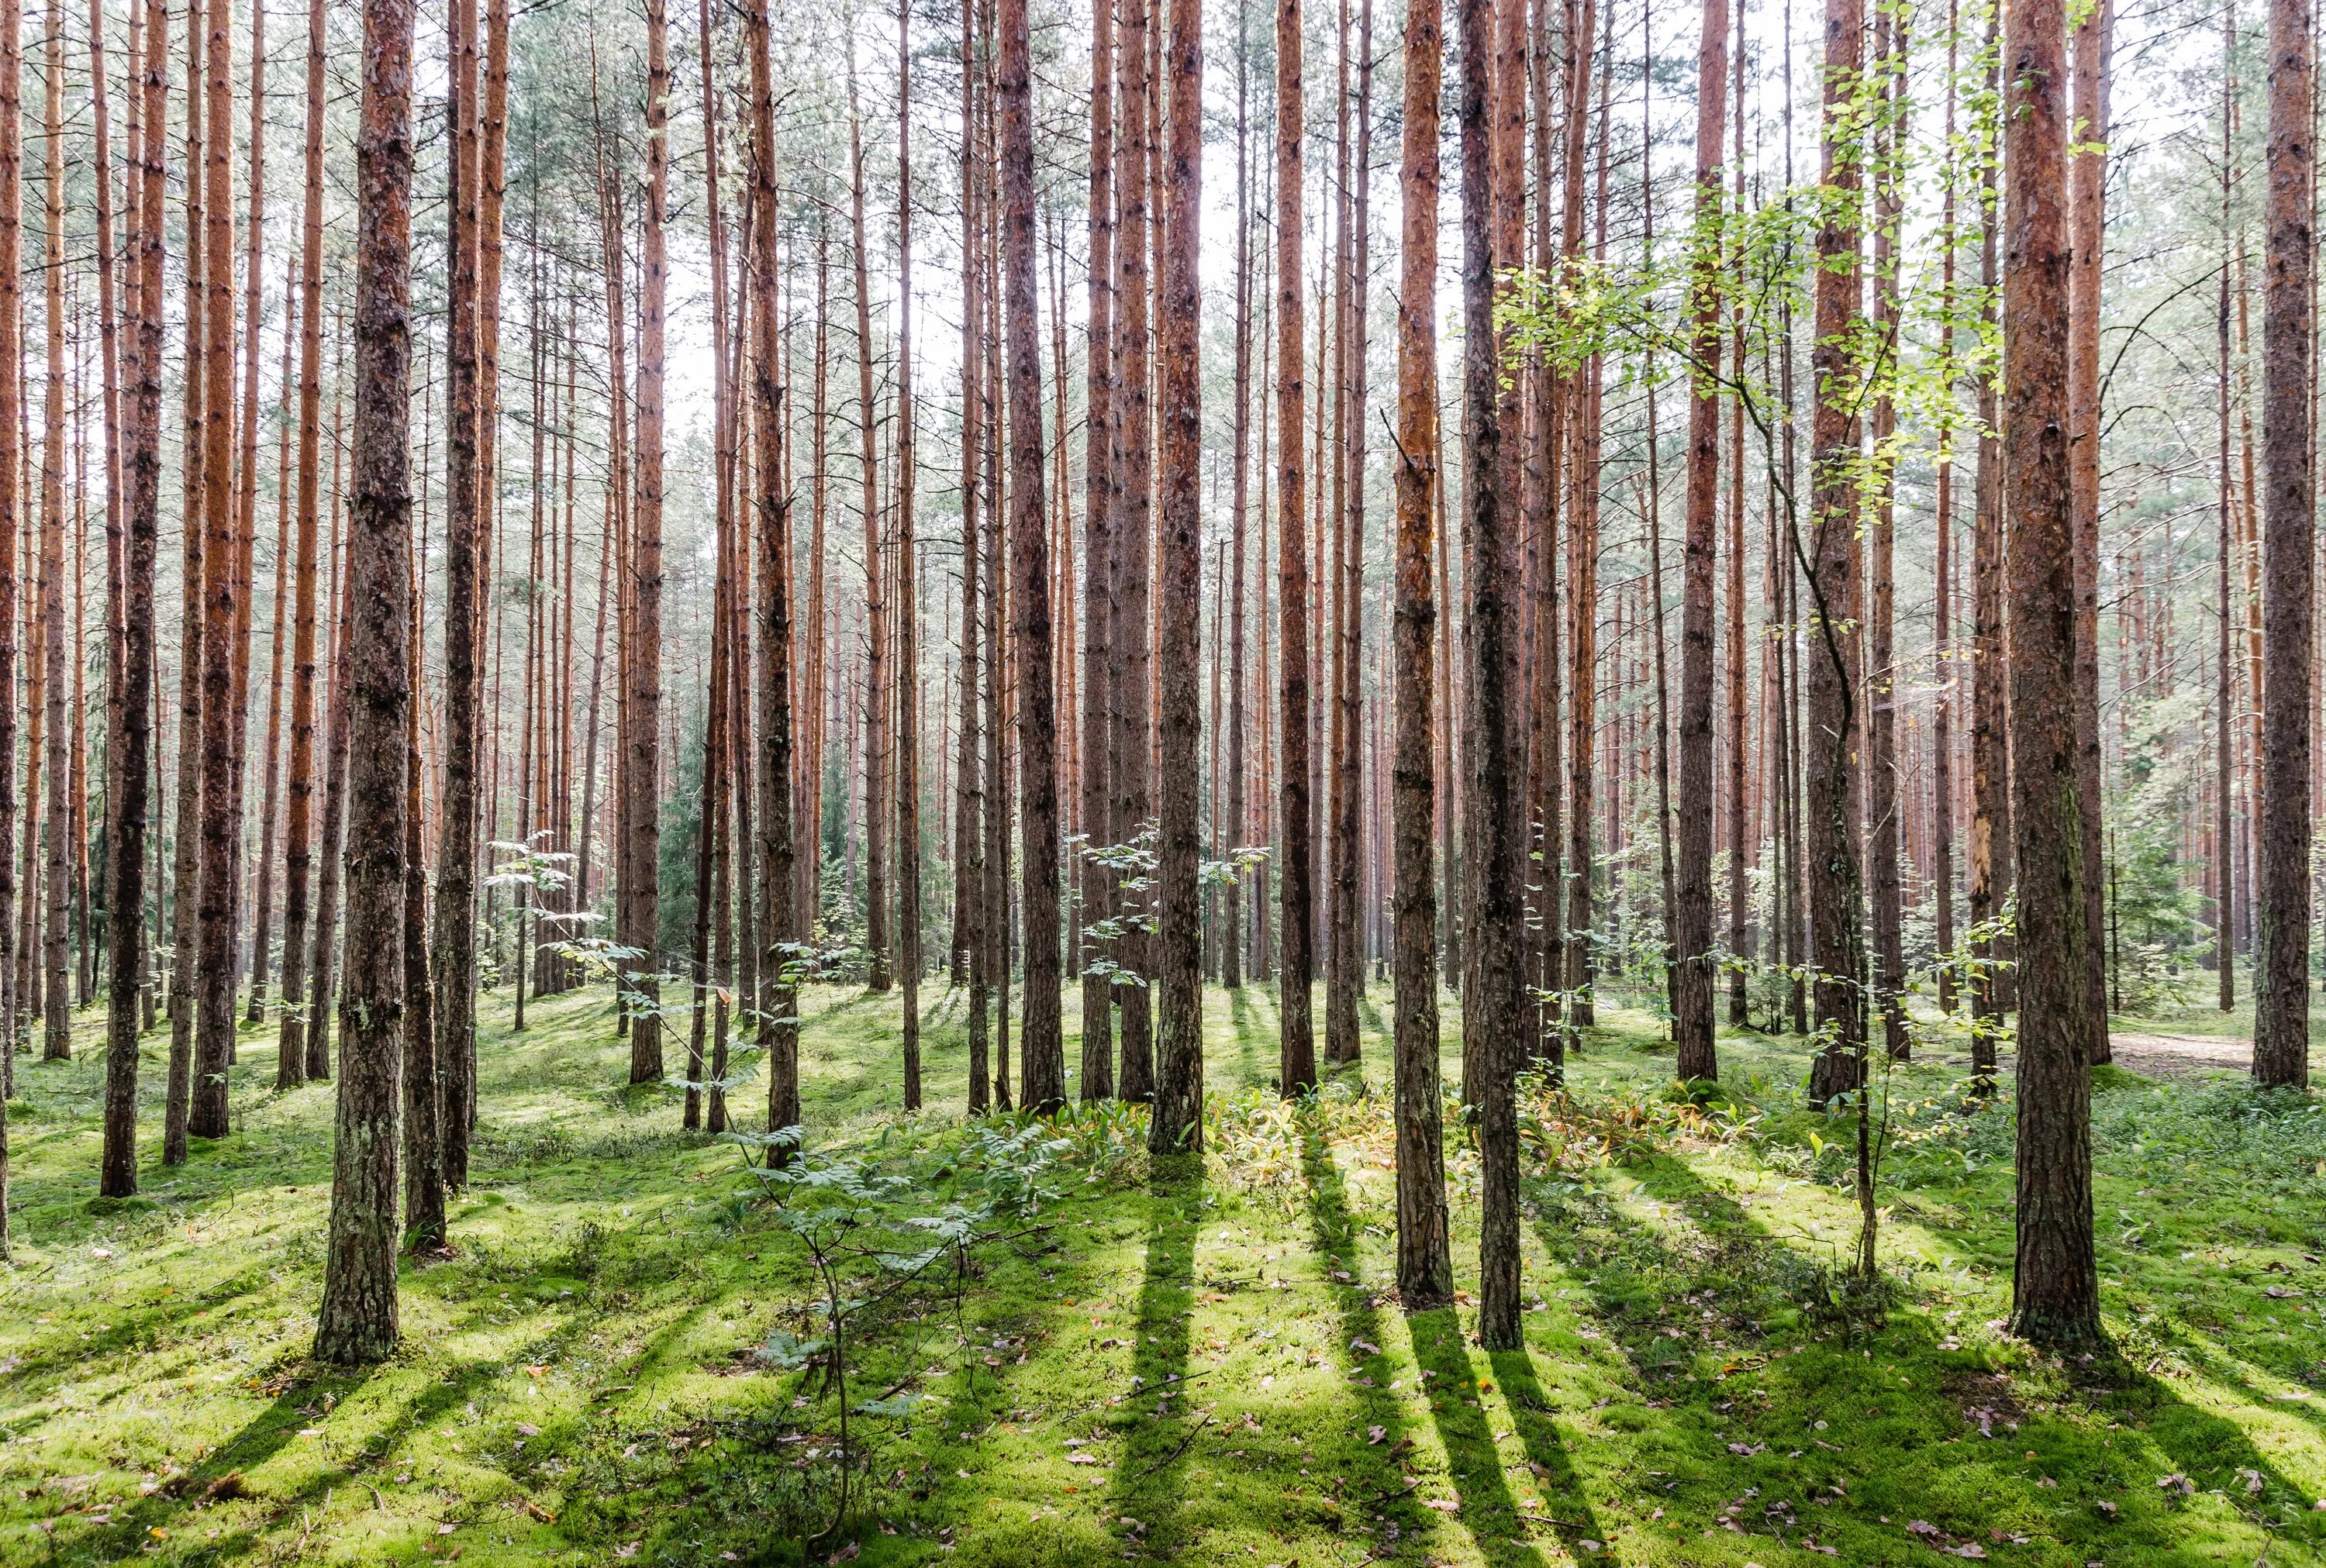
4;976;2326;1566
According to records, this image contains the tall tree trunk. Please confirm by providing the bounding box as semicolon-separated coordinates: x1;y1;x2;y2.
37;0;66;1062
1392;0;1452;1305
1113;0;1156;1101
431;0;483;1189
314;0;416;1364
747;0;799;1160
1149;0;1205;1153
102;0;168;1198
1803;0;1868;1109
2252;0;2313;1088
1224;19;1250;994
401;501;441;1247
2002;0;2100;1343
1559;0;1599;1035
188;0;240;1140
1969;1;2010;1069
2067;0;2114;1068
998;0;1061;1111
236;0;273;1025
1457;0;1523;1352
896;0;924;1104
1672;0;1727;1083
846;64;892;997
1077;0;1114;1094
958;0;990;1109
305;369;351;1083
1868;9;1909;1059
1275;0;1316;1094
1931;0;1959;1017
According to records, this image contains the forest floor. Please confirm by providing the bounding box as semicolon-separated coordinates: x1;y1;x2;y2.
3;976;2326;1567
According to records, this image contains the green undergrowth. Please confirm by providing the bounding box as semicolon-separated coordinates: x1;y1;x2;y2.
3;977;2324;1566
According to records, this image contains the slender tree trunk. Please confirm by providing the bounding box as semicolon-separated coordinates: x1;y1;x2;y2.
101;0;168;1198
997;0;1061;1111
2002;0;2101;1342
1868;10;1909;1059
314;0;416;1363
1076;0;1113;1094
2067;0;2114;1067
37;0;66;1062
896;0;924;1104
958;0;989;1109
2253;0;2313;1088
1224;23;1250;994
1672;0;1727;1082
1392;0;1452;1304
1969;3;2010;1067
747;0;799;1159
1803;0;1869;1108
1932;0;1959;1016
188;0;240;1140
1149;0;1205;1151
1112;0;1156;1101
845;66;892;998
401;505;441;1247
1458;0;1524;1351
305;372;351;1083
1275;0;1316;1094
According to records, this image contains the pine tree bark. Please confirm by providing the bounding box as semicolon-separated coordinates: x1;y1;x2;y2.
1077;0;1115;1095
1113;0;1156;1101
38;0;67;1063
1275;0;1316;1094
621;0;669;1084
101;0;167;1198
1457;0;1523;1351
747;0;799;1158
2252;0;2312;1089
314;0;415;1365
1672;0;1727;1083
1392;0;1453;1305
2002;0;2101;1344
998;0;1062;1112
305;384;352;1083
188;0;239;1141
1149;0;1205;1153
2067;0;2113;1070
845;66;892;997
1803;0;1868;1108
896;2;924;1106
1969;9;2010;1070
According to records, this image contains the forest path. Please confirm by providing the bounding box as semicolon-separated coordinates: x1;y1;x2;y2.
2107;1029;2255;1078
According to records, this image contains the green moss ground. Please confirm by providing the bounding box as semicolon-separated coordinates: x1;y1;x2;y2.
3;976;2324;1566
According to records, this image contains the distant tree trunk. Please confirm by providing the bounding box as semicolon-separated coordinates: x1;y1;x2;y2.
1275;0;1315;1095
1803;0;1868;1110
747;0;799;1159
37;0;66;1063
251;284;295;1036
314;0;416;1365
1868;11;1909;1060
2001;0;2100;1344
1969;5;2010;1073
1457;0;1523;1352
1076;0;1113;1095
1223;24;1250;994
1392;0;1452;1306
2252;0;2312;1089
401;520;442;1248
895;0;923;1106
1559;0;1599;1035
101;0;168;1198
1149;0;1205;1153
307;372;351;1079
236;0;274;1025
1113;0;1156;1101
1931;1;1959;1017
188;0;239;1141
1672;0;1726;1083
998;0;1061;1112
846;65;892;998
2214;16;2235;1013
2066;0;2113;1069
